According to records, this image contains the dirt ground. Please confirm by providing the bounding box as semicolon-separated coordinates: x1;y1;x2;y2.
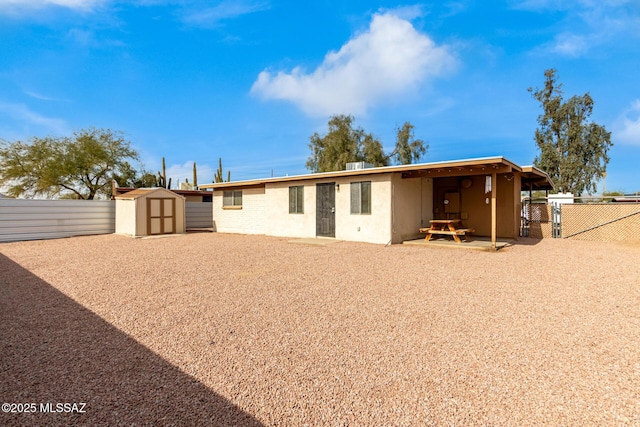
1;233;639;426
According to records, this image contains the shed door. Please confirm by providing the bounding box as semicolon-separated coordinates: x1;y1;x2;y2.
316;183;335;237
147;198;176;235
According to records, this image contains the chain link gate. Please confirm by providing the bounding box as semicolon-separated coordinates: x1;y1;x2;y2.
521;199;554;238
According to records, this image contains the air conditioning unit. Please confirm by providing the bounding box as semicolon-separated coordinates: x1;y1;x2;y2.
346;162;374;171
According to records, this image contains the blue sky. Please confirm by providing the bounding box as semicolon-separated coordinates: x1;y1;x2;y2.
1;0;639;193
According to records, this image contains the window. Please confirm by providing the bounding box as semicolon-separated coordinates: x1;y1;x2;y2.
289;186;304;214
223;190;242;208
350;181;371;214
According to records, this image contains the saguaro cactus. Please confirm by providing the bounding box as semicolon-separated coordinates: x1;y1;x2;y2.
214;158;223;183
193;162;198;188
156;156;171;189
213;158;231;183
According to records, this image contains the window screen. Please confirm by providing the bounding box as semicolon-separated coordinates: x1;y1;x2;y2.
289;186;304;214
350;181;371;214
223;190;242;207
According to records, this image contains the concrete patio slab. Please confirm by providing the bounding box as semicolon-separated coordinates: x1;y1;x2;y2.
403;236;514;251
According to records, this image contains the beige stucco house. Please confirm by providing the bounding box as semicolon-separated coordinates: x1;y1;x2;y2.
199;157;553;246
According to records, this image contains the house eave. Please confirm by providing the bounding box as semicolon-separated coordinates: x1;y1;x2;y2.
520;166;555;191
199;156;522;190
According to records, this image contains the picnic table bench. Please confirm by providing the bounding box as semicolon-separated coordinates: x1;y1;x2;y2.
419;219;475;243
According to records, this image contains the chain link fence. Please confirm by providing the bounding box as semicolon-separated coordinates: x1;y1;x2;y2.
561;203;640;241
521;197;640;241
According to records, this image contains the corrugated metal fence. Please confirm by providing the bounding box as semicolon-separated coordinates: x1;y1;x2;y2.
0;199;213;243
0;199;115;243
185;202;213;229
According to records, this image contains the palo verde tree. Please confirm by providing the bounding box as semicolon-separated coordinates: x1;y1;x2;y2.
0;128;139;199
306;114;427;173
529;69;612;195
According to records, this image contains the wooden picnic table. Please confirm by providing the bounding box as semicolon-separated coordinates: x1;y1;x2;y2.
419;219;475;243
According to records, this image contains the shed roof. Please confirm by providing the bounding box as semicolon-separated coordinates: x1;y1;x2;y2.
199;156;554;191
114;187;185;200
112;186;210;199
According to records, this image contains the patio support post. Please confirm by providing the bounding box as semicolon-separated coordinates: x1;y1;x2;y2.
491;172;497;250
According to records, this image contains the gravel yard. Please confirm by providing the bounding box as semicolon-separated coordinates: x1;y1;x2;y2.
1;233;639;426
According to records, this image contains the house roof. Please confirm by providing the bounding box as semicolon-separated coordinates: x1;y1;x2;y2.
114;187;185;200
520;166;555;191
198;156;555;191
112;186;210;199
612;196;640;203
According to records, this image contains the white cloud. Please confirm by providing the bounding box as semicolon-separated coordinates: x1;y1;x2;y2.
165;161;214;188
251;13;456;117
545;33;589;57
515;0;640;57
510;0;631;11
441;1;470;17
0;0;105;13
24;91;59;101
181;0;270;27
0;102;69;135
378;4;426;20
614;100;640;145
